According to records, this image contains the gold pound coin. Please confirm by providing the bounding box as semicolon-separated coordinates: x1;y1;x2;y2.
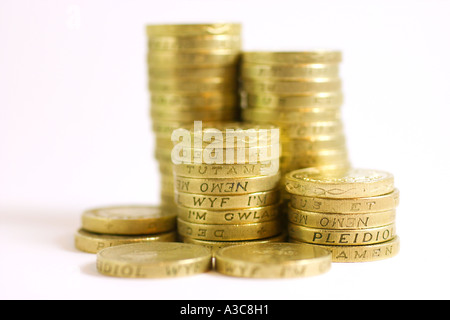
241;63;340;80
175;189;280;210
82;205;177;235
278;121;344;139
245;92;343;109
96;242;211;278
146;23;242;37
177;203;281;225
285;167;395;198
290;189;400;213
147;51;240;67
242;51;342;64
149;65;238;80
177;218;283;241
74;229;177;254
151;93;238;109
174;173;280;195
151;108;239;122
149;77;237;93
180;233;287;256
287;205;396;229
281;135;346;152
291;236;400;263
215;242;332;278
243;79;341;95
242;107;341;123
173;161;280;178
148;34;241;52
289;223;396;246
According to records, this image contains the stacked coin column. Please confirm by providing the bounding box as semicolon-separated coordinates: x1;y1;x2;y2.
285;168;400;263
173;124;286;255
240;51;350;175
145;23;242;209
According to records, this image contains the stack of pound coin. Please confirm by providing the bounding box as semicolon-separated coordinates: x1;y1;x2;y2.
145;23;242;209
285;167;400;263
74;205;177;253
172;122;287;255
240;51;350;176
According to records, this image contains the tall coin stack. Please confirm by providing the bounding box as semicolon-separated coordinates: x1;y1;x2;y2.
146;23;242;209
173;123;286;254
285;168;400;262
240;51;350;176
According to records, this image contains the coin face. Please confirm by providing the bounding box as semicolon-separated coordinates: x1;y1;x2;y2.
97;242;212;278
215;242;331;278
285;168;395;198
82;206;177;235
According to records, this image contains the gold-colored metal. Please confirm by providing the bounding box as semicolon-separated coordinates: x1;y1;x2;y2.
288;223;396;246
285;167;395;198
177;203;281;225
242;51;342;64
74;229;177;254
214;242;332;278
290;189;400;213
151;93;237;109
151;107;238;122
277;121;344;139
242;107;341;123
180;233;287;256
245;92;343;109
242;63;340;80
177;218;283;241
243;79;341;95
148;35;241;52
173;161;280;178
146;23;242;37
81;206;177;235
149;77;237;93
287;205;396;229
281;135;346;152
290;236;400;263
147;51;240;67
175;189;280;210
96;242;212;278
149;66;238;80
174;173;280;195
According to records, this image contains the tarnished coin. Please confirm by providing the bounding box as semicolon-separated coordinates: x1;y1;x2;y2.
96;242;212;278
285;168;395;198
81;206;177;235
74;229;177;254
215;242;332;278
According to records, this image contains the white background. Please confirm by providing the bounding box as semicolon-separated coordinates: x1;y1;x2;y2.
1;0;449;300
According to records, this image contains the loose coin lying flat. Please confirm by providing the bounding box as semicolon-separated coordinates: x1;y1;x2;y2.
96;242;212;278
81;205;177;235
285;167;395;198
74;229;177;254
215;242;331;278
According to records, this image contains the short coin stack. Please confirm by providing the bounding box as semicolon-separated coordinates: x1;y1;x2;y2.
173;123;286;254
74;206;177;253
240;51;350;175
145;23;242;208
285;168;400;262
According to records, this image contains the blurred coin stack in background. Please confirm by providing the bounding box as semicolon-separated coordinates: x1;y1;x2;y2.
74;206;177;254
285;168;400;262
173;123;286;255
240;51;350;178
146;23;242;209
